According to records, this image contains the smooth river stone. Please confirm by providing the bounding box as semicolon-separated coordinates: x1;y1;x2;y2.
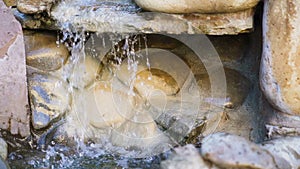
134;0;259;13
27;70;70;130
24;30;69;71
201;133;277;169
260;0;300;115
0;1;30;137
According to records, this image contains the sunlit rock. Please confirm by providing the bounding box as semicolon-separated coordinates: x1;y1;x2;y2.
24;30;69;71
27;70;70;130
134;0;259;14
201;133;277;169
17;0;55;14
50;0;256;35
161;144;215;169
260;0;300;115
134;69;179;97
0;1;30;137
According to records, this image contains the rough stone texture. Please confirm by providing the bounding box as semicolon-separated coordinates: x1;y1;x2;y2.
260;137;300;169
0;0;30;137
260;0;300;115
17;0;55;14
49;0;256;35
0;138;7;160
134;0;259;14
201;133;278;169
13;9;56;30
161;144;217;169
24;30;69;71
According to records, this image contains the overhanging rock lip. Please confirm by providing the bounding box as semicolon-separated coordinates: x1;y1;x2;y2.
12;0;256;35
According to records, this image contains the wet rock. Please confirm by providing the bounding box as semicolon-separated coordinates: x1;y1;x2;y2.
260;0;300;115
17;0;55;14
51;0;255;35
74;81;134;130
27;70;70;130
161;144;215;169
70;54;100;89
13;9;56;30
260;137;300;169
201;133;277;169
134;0;259;13
24;30;69;71
0;1;30;137
134;69;179;97
0;138;7;160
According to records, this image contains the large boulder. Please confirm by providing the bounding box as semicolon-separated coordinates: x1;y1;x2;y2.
134;0;260;14
0;0;30;137
260;0;300;115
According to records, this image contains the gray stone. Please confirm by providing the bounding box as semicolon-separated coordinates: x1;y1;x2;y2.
27;70;70;130
0;0;30;137
161;144;216;169
260;137;300;169
24;30;69;71
201;133;278;169
134;0;259;14
0;138;7;160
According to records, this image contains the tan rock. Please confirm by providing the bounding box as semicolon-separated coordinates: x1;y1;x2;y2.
201;133;277;169
260;0;300;115
24;30;69;71
17;0;55;14
0;1;30;137
3;0;16;6
134;0;259;13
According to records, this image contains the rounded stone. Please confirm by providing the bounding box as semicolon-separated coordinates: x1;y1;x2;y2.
134;0;260;14
260;0;300;115
24;30;69;72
